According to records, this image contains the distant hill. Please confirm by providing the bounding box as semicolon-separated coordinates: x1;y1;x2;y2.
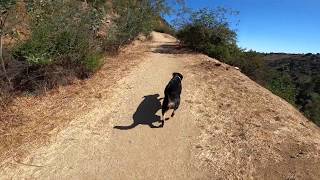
263;53;320;126
264;53;320;61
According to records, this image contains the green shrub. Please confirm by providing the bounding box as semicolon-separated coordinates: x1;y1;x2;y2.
0;0;16;11
104;0;155;50
9;0;106;91
266;72;297;105
176;8;238;60
15;0;101;66
83;53;104;72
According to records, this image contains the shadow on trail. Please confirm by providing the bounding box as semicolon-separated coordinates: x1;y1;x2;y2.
114;94;163;130
151;44;195;54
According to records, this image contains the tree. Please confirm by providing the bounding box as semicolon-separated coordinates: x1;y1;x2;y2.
0;0;16;89
176;8;238;60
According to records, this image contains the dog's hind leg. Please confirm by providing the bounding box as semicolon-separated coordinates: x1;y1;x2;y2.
171;110;175;117
171;99;180;117
161;110;166;128
162;97;169;122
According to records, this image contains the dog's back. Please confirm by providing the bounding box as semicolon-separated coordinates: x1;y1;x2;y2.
165;76;182;101
162;73;183;122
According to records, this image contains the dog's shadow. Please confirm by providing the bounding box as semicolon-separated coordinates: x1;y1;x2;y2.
114;94;163;130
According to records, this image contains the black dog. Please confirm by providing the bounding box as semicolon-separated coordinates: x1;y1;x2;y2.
161;72;183;126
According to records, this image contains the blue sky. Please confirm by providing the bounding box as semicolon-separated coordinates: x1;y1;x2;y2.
165;0;320;54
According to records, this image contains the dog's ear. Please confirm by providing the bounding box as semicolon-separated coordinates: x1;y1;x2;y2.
178;73;183;80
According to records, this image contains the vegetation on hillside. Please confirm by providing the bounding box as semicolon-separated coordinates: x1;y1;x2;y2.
266;54;320;125
0;0;181;99
175;8;320;126
175;8;265;78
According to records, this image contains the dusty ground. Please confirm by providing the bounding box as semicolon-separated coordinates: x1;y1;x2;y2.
1;32;320;179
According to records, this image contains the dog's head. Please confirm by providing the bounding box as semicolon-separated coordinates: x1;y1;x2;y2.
172;72;183;81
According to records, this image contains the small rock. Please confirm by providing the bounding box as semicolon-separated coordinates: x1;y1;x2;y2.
274;116;281;121
300;122;306;127
234;67;240;70
289;155;295;158
95;93;102;99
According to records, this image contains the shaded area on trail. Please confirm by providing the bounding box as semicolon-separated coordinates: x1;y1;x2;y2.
151;43;194;55
114;94;163;130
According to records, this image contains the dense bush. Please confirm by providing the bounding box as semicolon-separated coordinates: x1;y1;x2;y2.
8;0;106;91
15;0;103;68
176;8;238;60
104;0;168;50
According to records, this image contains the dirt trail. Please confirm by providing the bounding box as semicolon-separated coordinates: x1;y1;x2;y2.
0;32;205;179
1;32;320;179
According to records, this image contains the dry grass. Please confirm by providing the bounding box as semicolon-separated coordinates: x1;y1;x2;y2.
0;39;148;165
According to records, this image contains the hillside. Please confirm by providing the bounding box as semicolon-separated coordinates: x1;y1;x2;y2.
1;32;320;179
263;53;320;125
